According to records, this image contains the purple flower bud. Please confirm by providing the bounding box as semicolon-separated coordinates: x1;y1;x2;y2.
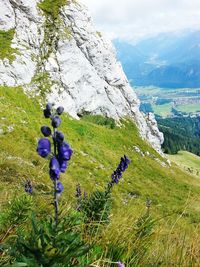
59;159;68;173
41;126;52;137
118;262;125;267
56;182;64;194
52;116;61;128
49;157;60;180
37;138;51;158
124;155;131;165
43;109;51;118
56;106;64;115
25;180;33;194
76;184;82;198
58;141;73;161
46;103;53;110
55;131;64;143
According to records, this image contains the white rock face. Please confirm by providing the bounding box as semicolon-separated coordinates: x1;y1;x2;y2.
0;0;164;153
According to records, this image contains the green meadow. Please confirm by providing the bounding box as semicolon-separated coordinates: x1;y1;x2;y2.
0;86;200;266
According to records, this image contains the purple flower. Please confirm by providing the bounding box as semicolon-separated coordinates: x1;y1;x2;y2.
59;159;68;173
55;131;64;143
119;155;130;172
49;157;60;180
52;116;61;128
111;155;130;185
41;126;52;137
118;262;125;267
76;184;82;198
46;103;53;110
58;141;73;161
56;182;64;194
43;108;51;118
37;138;51;158
25;180;33;194
56;106;64;115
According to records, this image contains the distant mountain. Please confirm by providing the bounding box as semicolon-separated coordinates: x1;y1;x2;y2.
113;31;200;88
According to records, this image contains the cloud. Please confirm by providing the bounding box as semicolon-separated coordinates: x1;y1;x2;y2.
80;0;200;42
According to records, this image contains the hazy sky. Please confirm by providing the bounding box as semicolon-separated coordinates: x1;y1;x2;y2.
80;0;200;42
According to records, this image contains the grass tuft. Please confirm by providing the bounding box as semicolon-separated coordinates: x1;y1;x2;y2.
38;0;69;20
0;29;17;62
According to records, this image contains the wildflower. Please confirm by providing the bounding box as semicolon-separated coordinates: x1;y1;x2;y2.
37;103;73;225
52;116;61;128
111;155;130;185
76;184;82;198
46;103;53;110
49;157;60;180
41;126;52;137
58;141;73;161
43;108;51;118
56;182;64;194
55;131;64;143
57;106;64;115
37;138;51;158
25;180;33;194
118;262;125;267
59;158;68;173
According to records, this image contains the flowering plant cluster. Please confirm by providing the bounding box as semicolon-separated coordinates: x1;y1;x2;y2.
75;155;130;229
109;155;130;188
37;103;73;224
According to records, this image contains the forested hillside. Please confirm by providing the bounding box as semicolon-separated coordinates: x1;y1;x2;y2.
157;116;200;155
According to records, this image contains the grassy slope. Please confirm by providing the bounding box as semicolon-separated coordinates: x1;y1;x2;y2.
1;86;200;265
168;151;200;176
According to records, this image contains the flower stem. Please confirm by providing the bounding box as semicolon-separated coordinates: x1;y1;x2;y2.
53;128;59;226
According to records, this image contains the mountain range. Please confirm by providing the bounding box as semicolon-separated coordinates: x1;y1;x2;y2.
114;31;200;88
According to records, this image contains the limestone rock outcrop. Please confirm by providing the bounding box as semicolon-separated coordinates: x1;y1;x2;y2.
0;0;164;152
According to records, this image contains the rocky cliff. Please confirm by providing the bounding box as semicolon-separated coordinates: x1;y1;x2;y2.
0;0;164;152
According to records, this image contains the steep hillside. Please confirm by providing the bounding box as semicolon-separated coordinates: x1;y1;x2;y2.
0;0;163;152
1;86;200;266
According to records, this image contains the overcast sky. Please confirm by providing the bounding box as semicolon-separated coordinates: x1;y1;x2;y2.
80;0;200;42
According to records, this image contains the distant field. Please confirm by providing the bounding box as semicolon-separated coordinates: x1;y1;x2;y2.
168;151;200;177
135;86;200;117
152;103;173;117
176;104;200;113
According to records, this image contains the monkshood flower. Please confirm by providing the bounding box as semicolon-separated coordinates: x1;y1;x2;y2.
57;106;64;115
36;103;73;225
110;155;130;187
25;180;33;194
118;262;125;267
111;155;130;184
58;158;68;173
76;184;82;198
49;157;60;180
55;131;64;143
41;126;52;137
37;138;51;158
43;103;53;118
58;141;73;161
46;103;53;110
52;115;61;128
56;182;64;193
